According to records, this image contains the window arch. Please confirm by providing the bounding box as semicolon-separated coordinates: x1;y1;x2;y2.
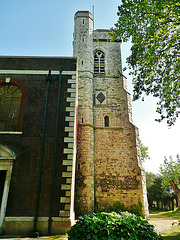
94;49;105;76
0;79;27;131
104;116;109;127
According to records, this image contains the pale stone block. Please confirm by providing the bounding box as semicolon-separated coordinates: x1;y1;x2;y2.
65;191;71;197
68;143;73;148
68;79;76;84
65;116;74;121
65;204;70;210
69;122;74;127
60;210;70;217
60;197;70;203
66;178;72;184
70;102;75;107
67;154;73;159
63;160;73;166
72;75;76;79
66;107;75;112
67;88;76;93
69;112;75;116
70;93;76;98
62;172;72;178
68;132;74;137
67;166;72;171
66;97;75;102
61;184;71;190
64;148;73;154
71;83;76;88
65;127;74;132
64;137;73;143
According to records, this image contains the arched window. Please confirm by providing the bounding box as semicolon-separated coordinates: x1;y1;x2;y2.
104;116;109;127
0;79;27;131
94;49;105;76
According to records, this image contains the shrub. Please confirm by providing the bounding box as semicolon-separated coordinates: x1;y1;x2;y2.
107;200;143;217
67;212;159;240
108;201;127;213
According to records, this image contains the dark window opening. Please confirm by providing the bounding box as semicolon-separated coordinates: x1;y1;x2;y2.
94;50;105;76
104;116;109;127
0;171;6;204
82;118;84;123
0;83;22;131
77;164;80;170
82;19;85;24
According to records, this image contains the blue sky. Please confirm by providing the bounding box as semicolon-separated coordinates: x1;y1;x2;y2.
1;0;179;173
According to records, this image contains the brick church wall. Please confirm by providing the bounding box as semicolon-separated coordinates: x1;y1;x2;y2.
0;56;77;234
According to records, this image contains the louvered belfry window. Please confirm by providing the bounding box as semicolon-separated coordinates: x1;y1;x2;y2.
94;50;105;76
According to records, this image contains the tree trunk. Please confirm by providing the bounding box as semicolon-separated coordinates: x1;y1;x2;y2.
170;180;180;210
172;198;174;210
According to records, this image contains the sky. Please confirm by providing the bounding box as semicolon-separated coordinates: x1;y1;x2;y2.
0;0;179;174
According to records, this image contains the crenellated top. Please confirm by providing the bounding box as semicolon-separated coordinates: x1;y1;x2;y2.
93;29;121;42
74;11;93;21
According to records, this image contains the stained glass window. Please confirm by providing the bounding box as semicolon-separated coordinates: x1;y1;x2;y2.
0;83;22;131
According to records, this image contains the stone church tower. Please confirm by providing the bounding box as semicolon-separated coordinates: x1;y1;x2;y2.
73;11;148;218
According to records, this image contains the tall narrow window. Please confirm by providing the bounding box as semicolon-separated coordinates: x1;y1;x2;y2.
104;116;109;127
0;80;26;131
94;49;105;76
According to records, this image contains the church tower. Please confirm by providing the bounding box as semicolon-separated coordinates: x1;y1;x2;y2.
73;11;148;218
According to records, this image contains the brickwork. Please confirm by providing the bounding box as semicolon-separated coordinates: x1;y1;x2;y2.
0;57;77;234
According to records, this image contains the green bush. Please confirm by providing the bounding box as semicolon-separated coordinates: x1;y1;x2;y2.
107;200;143;217
108;201;127;213
67;212;159;240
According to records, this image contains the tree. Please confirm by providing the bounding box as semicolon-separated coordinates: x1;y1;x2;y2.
111;0;180;126
146;172;176;209
140;140;150;162
146;173;163;208
160;154;180;210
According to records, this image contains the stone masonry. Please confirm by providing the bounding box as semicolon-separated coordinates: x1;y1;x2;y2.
73;11;149;218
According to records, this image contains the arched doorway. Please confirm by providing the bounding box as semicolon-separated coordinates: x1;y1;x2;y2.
0;144;16;234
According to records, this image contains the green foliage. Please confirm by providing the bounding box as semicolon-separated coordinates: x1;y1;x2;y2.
160;155;180;188
107;200;142;217
140;140;150;162
111;0;180;126
129;199;143;216
67;212;159;240
108;201;127;212
146;172;176;208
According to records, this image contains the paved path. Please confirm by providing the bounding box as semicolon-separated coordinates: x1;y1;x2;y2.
149;213;179;234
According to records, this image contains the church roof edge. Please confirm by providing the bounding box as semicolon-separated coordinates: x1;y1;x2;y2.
0;55;77;60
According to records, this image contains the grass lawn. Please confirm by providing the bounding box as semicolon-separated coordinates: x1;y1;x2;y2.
161;225;180;239
149;208;180;219
149;208;180;239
